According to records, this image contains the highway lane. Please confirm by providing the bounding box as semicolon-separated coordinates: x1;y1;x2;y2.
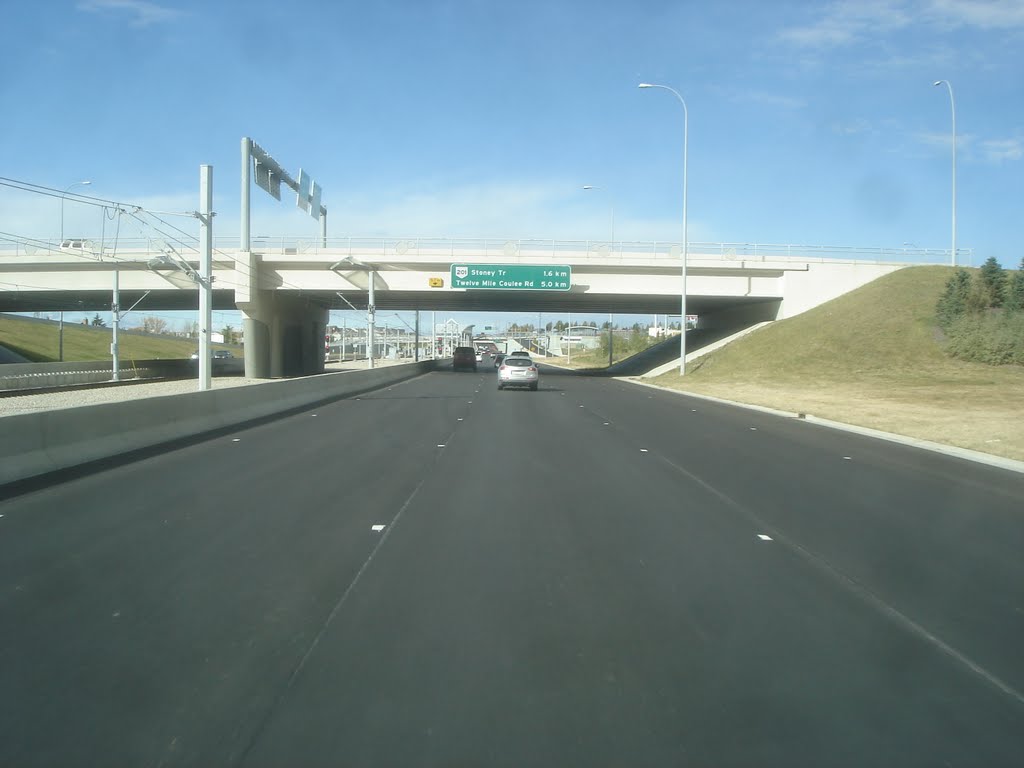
1;362;1023;766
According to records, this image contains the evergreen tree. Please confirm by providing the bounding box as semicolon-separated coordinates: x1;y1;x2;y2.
1005;257;1024;313
978;256;1007;308
935;269;972;328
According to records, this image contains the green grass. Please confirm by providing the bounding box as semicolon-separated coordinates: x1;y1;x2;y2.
0;314;237;362
652;266;1024;460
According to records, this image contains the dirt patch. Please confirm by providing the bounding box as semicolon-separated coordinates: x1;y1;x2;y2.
647;378;1024;462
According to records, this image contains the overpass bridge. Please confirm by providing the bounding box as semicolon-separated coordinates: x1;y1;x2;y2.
0;237;942;377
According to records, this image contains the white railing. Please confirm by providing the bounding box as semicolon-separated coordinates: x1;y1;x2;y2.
0;236;962;265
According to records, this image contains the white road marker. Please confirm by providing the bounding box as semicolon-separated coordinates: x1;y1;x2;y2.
579;405;584;408
437;444;446;448
749;427;758;431
603;422;609;425
371;525;386;532
232;438;241;442
457;418;464;421
311;414;318;417
758;534;773;541
640;449;649;453
843;456;853;460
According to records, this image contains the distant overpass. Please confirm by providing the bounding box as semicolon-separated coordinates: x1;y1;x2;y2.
0;237;945;377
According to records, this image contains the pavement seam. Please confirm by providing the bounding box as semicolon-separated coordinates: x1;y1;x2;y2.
616;376;1024;476
231;418;461;766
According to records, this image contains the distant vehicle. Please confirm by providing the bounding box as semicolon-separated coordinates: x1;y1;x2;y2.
493;353;506;367
475;352;483;362
497;357;539;390
59;238;91;251
508;350;531;358
452;346;477;371
190;349;234;360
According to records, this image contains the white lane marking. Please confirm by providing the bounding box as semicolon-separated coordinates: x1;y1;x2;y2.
757;534;773;541
603;422;610;425
437;444;446;448
311;414;318;417
468;401;473;404
0;514;4;518
843;456;852;460
691;409;697;412
371;525;386;532
749;427;758;431
640;449;649;453
579;405;584;408
457;418;464;421
232;438;241;442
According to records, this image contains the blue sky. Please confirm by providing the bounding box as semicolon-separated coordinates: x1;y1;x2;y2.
2;0;1023;331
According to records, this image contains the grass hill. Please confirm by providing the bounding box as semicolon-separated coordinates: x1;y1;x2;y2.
651;266;1024;461
0;314;236;363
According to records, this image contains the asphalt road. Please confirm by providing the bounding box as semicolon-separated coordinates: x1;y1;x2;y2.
2;360;1024;766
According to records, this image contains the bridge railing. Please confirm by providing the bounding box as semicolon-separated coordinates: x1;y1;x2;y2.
0;237;960;265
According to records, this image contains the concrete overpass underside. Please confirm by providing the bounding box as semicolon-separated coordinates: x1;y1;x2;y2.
0;243;915;376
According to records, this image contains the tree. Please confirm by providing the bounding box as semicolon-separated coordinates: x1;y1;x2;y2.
935;269;972;329
141;315;168;334
91;313;107;327
546;321;553;331
221;325;236;344
1005;257;1024;313
978;256;1007;308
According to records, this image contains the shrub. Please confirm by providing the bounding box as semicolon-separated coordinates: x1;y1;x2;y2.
1005;258;1024;313
944;311;1024;365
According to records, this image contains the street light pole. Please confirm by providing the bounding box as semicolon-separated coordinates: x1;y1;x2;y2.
582;185;615;244
60;180;91;242
933;80;956;267
639;82;688;375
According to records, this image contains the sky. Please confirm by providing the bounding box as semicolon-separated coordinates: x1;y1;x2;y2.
2;0;1023;332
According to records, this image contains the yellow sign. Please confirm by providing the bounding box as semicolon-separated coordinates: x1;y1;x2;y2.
429;277;444;288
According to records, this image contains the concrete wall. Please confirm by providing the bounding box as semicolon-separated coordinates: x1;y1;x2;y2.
0;360;435;486
0;359;243;391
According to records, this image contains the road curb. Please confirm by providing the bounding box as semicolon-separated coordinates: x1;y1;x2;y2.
616;376;1024;476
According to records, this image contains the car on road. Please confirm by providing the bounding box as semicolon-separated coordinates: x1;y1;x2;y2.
508;350;531;359
453;346;477;371
213;350;233;359
497;356;539;390
475;351;483;362
493;353;505;367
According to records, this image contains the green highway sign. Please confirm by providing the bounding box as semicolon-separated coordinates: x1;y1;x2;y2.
450;264;571;291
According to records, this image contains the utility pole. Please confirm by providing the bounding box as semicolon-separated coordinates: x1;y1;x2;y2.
111;270;120;381
198;164;213;391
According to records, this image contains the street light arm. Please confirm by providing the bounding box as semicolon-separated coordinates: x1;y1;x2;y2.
639;81;689;375
60;180;92;242
933;79;956;266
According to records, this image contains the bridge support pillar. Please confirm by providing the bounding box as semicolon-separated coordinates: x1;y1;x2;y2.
238;290;327;379
235;251;327;379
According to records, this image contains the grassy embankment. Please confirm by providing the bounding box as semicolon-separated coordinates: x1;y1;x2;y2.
0;314;237;363
646;266;1024;461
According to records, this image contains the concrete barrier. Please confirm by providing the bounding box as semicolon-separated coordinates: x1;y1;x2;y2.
0;360;436;486
0;358;243;391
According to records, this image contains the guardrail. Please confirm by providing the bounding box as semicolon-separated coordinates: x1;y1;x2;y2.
0;237;963;265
